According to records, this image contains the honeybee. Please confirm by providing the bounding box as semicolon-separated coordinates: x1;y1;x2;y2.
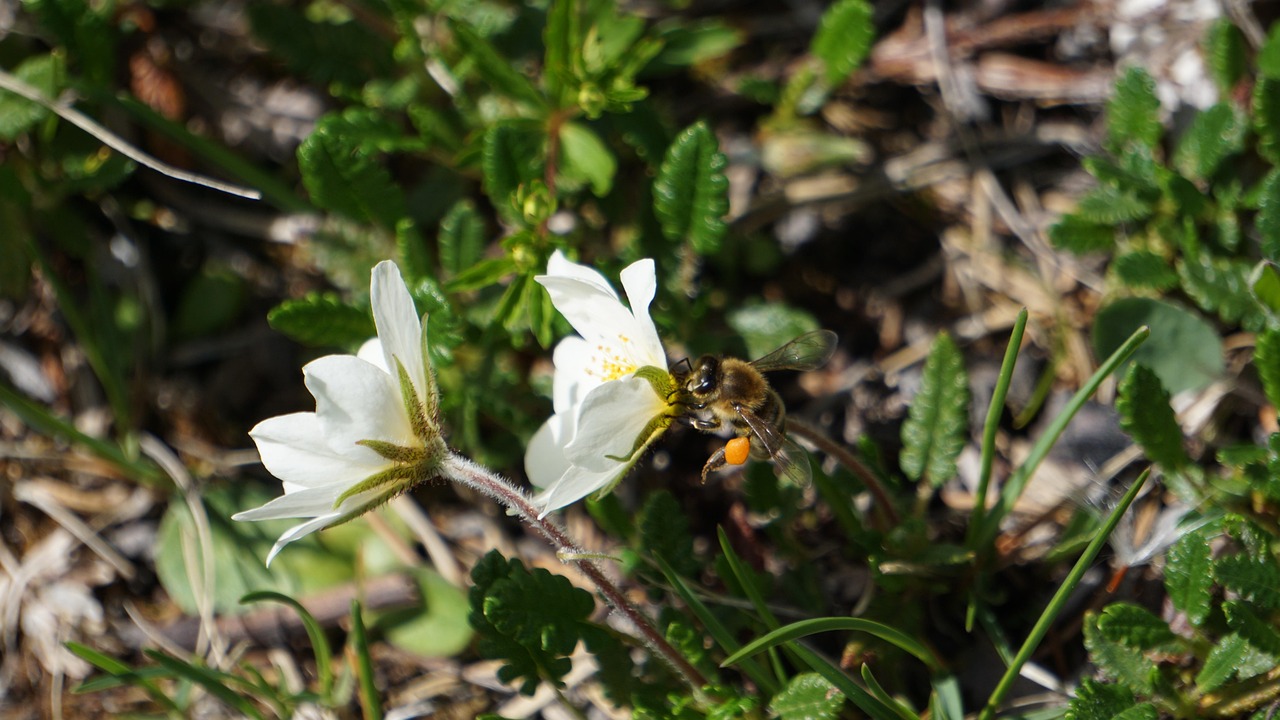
675;330;837;486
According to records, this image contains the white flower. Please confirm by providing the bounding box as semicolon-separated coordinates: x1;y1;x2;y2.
524;250;676;515
234;261;445;565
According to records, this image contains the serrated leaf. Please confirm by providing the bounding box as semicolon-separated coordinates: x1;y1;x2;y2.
438;199;487;278
810;0;874;86
1065;678;1135;720
1049;214;1116;254
638;491;698;578
1165;531;1213;625
1196;631;1248;692
1096;602;1177;650
558;122;616;197
899;333;970;486
1174;103;1245;180
543;0;575;106
1113;704;1158;720
1252;262;1280;318
1117;364;1188;470
1074;185;1155;224
469;551;593;695
1179;256;1267;331
1254;170;1280;260
1107;67;1162;152
769;673;845;720
1206;19;1246;91
1083;614;1156;695
0;53;64;140
1256;79;1280;164
1215;554;1280;608
448;19;545;108
396;219;433;283
1112;251;1178;290
653;120;729;253
1223;600;1280;656
248;3;393;87
1259;22;1280;79
482;120;547;223
267;293;376;347
1256;327;1280;411
298;116;406;228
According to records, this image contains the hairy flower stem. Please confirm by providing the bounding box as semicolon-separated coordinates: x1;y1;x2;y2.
787;417;900;530
441;454;711;691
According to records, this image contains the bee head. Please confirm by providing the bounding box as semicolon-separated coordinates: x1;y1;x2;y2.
687;355;720;397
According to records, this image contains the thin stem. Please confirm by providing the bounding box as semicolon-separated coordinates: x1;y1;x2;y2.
441;454;710;691
787;417;899;529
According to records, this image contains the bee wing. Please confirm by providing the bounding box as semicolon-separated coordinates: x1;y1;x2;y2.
736;406;813;487
750;330;837;373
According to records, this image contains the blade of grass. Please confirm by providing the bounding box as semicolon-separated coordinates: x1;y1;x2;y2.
241;591;334;700
350;600;383;720
715;528;785;692
967;308;1027;544
972;325;1149;552
930;674;964;720
861;664;920;720
143;650;266;720
720;617;940;672
652;553;751;689
977;468;1150;720
788;645;906;720
66;642;183;716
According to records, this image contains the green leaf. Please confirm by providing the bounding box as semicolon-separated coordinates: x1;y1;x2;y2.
1112;704;1159;720
374;568;474;658
722;617;939;672
1083;613;1156;695
437;199;487;278
769;673;845;720
647;20;743;75
899;333;970;486
1107;67;1162;152
298;115;406;228
1205;18;1247;91
1215;554;1280;609
482;120;547;224
396;219;433;283
23;0;114;85
1073;185;1154;225
810;0;875;85
172;267;246;341
350;600;383;720
1223;600;1280;656
143;651;265;720
1256;326;1280;410
1049;214;1115;254
1179;256;1267;330
1096;602;1177;650
727;303;821;361
1255;170;1280;260
1065;679;1135;720
653;120;729;253
1251;261;1280;319
1196;632;1249;692
444;257;517;294
1259;22;1280;79
469;550;594;695
558;122;617;197
1162;530;1212;627
638;491;698;578
1174;103;1245;179
1256;79;1280;164
240;591;334;698
1116;364;1188;470
542;0;575;106
1093;298;1224;395
0;53;64;140
1112;251;1178;290
248;3;394;87
449;19;546;108
267;292;376;348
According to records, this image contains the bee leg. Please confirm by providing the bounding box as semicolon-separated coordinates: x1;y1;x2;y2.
700;447;727;484
688;416;720;432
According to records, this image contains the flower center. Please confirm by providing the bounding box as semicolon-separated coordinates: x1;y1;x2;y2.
586;334;637;382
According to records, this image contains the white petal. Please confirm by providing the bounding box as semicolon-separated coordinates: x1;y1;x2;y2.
370;261;428;402
565;376;669;472
536;274;637;348
248;487;385;566
263;514;342;566
304;355;416;452
357;338;386;372
524;415;572;489
532;462;627;517
544;250;620;301
231;483;348;521
551;337;598;414
618;258;666;366
250;412;387;489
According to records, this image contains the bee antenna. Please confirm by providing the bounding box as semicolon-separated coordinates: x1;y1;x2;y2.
672;357;692;374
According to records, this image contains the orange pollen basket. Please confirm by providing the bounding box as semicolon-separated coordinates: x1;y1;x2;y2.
725;437;751;465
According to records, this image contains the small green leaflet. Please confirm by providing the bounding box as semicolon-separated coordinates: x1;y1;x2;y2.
438;199;487;278
769;673;845;720
1095;602;1177;651
1049;215;1115;254
899;333;969;486
1164;530;1213;626
1106;67;1162;153
1254;170;1280;260
1255;326;1280;410
0;53;64;140
558;122;617;197
810;0;874;86
482;120;547;224
267;293;376;348
448;19;545;109
1082;614;1156;696
1116;364;1188;471
1258;21;1280;79
298;114;406;228
1255;78;1280;164
1196;631;1248;692
1205;19;1246;91
1173;103;1246;180
653;120;729;253
1064;678;1135;720
1214;553;1280;609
